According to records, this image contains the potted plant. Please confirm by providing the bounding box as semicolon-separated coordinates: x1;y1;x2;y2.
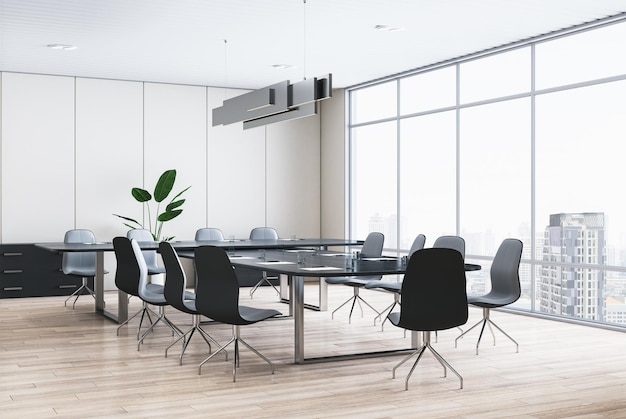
114;169;190;241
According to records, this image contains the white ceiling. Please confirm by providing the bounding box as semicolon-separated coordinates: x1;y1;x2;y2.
2;0;626;90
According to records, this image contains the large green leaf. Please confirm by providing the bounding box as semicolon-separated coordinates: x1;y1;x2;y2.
166;199;185;211
154;170;176;203
131;188;151;202
157;209;183;222
170;185;191;202
113;213;142;226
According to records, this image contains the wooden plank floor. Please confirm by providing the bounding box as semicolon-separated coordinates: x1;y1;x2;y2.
1;284;626;418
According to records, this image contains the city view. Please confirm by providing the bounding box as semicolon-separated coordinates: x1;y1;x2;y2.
366;211;626;326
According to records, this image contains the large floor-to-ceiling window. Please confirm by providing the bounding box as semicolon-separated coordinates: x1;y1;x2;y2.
348;16;626;328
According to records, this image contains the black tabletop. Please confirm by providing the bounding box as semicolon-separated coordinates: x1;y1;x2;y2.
35;238;363;253
224;249;480;277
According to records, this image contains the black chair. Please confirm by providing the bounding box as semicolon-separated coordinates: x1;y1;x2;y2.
366;233;426;330
62;229;109;309
326;232;385;323
159;242;224;364
388;247;468;390
248;227;280;298
194;245;282;382
455;238;523;354
113;236;161;338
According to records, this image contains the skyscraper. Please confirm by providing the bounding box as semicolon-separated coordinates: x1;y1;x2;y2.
540;213;606;321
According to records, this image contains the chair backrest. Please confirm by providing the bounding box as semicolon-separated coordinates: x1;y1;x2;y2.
432;235;465;259
127;229;160;270
398;247;468;331
249;227;279;240
62;229;96;274
112;236;141;297
360;232;384;257
195;228;225;241
489;238;523;303
194;246;246;325
160;241;190;312
408;234;426;257
129;238;150;300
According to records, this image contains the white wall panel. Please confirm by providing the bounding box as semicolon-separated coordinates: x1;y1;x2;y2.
143;83;206;241
266;113;321;238
1;73;75;242
207;87;265;239
75;78;143;240
74;78;144;288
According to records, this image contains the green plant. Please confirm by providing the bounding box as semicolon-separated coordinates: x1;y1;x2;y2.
114;169;191;241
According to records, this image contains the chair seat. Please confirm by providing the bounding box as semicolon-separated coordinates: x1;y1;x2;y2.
326;276;380;286
387;311;400;325
239;305;282;324
146;283;164;293
65;268;110;277
468;292;516;308
147;266;166;275
364;280;401;292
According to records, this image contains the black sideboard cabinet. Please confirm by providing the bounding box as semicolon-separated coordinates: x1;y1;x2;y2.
0;244;88;298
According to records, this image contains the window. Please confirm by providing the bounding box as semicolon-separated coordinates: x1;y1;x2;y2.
348;17;626;329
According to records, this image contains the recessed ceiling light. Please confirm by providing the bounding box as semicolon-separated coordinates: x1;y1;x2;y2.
374;24;405;32
47;44;77;51
272;64;295;70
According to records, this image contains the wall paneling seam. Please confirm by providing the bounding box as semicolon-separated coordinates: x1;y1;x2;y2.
73;77;77;228
0;72;3;240
141;82;146;228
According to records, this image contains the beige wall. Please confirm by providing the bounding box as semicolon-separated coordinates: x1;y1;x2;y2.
320;89;346;239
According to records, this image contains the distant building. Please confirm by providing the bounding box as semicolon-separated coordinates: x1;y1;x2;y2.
539;213;606;321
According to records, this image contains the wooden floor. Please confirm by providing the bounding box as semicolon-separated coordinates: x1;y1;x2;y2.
1;284;626;418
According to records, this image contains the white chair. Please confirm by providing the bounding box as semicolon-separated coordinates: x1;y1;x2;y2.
195;228;225;241
127;229;166;276
326;232;385;323
62;229;109;309
248;227;280;298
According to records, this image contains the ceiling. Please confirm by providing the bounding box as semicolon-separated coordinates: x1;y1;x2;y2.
2;0;626;90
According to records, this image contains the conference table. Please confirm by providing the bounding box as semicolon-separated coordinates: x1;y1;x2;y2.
35;238;362;323
226;248;480;364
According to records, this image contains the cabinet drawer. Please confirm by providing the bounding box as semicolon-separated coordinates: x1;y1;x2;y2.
0;244;85;298
1;244;63;272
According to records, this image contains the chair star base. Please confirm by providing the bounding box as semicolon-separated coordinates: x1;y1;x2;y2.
198;325;275;382
455;307;519;355
331;288;382;324
393;331;463;390
137;306;184;351
116;302;157;339
165;314;226;365
249;271;280;298
373;293;400;330
64;277;96;309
